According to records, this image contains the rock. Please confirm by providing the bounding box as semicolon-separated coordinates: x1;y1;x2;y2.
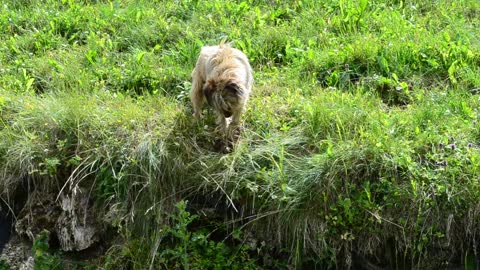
0;235;32;270
15;193;61;242
15;187;99;252
55;190;98;251
19;256;34;270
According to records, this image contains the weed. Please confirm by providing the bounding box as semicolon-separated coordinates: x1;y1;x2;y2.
33;230;62;270
0;260;8;270
104;201;265;270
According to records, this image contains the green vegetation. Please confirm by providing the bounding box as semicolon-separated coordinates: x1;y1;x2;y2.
103;201;267;270
32;231;63;270
1;0;479;269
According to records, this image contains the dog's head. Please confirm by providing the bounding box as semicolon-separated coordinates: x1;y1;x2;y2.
204;79;243;117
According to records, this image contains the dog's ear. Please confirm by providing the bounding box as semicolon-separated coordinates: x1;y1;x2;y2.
204;80;217;94
207;79;216;89
225;81;242;95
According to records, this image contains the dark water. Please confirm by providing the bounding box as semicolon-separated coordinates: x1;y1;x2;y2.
0;210;12;252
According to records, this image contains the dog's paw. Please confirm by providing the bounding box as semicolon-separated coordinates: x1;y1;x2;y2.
228;125;243;141
214;139;232;154
193;113;203;120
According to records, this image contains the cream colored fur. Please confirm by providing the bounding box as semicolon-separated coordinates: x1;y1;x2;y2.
190;44;253;138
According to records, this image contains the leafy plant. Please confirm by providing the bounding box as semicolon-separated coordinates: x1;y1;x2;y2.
155;201;263;270
0;260;9;270
33;230;62;270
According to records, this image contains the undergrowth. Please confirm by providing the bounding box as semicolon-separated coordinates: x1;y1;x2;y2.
104;201;269;270
0;0;480;269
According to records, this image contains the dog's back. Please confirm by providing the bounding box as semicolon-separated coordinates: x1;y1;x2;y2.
202;45;253;92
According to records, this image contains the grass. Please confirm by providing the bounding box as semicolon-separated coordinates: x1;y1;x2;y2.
1;0;480;269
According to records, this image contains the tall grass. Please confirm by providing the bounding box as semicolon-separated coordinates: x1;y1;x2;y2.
1;0;480;268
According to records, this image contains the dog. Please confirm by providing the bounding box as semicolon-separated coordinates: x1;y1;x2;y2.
190;44;253;141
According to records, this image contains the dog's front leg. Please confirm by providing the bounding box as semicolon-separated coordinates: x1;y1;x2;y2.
190;75;204;119
228;110;243;141
214;111;227;136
